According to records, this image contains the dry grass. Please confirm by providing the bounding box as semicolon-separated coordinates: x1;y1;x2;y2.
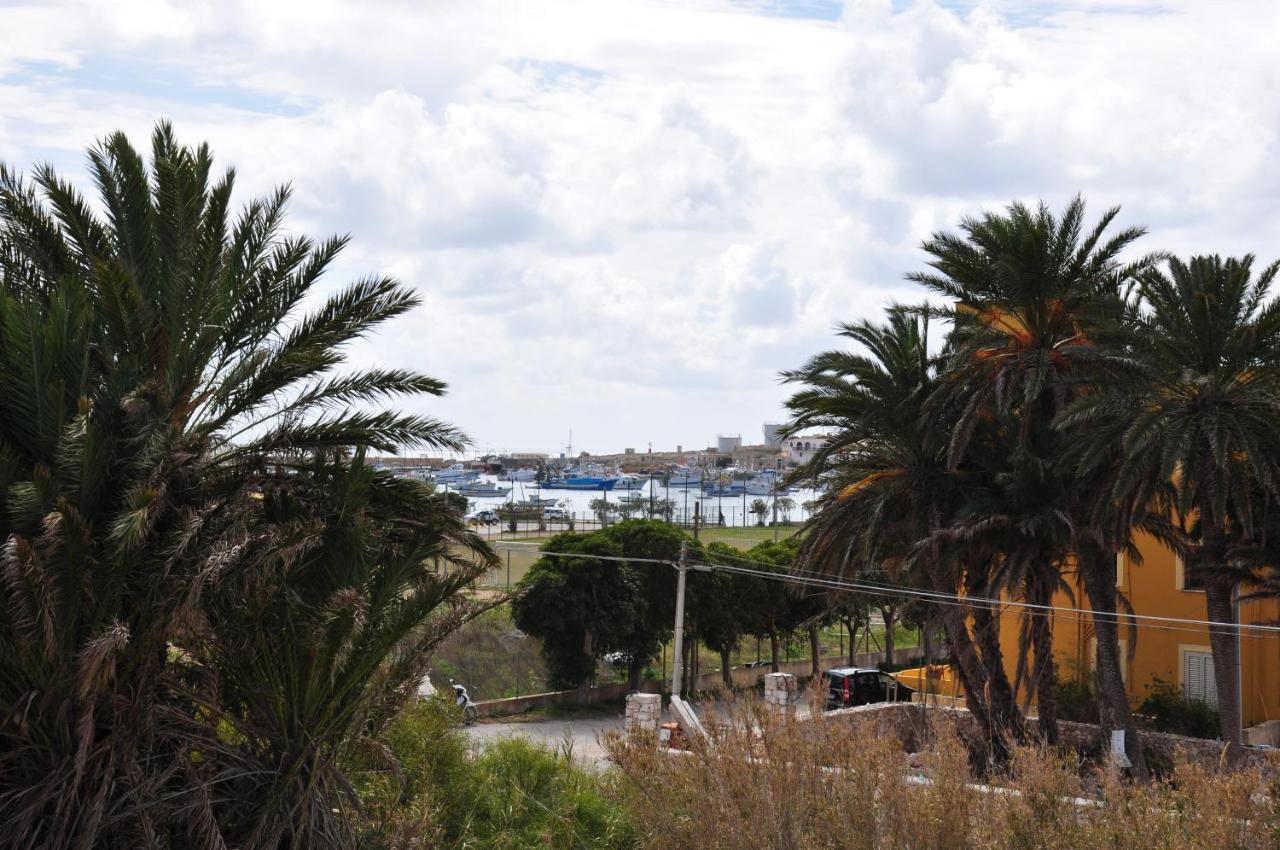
603;700;1280;850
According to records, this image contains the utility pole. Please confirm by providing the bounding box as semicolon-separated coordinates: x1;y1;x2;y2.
693;501;701;542
671;541;689;697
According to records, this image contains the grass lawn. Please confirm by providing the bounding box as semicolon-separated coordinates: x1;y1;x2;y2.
470;524;802;588
695;524;798;550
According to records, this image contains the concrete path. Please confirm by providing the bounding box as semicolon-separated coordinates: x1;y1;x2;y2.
465;711;626;767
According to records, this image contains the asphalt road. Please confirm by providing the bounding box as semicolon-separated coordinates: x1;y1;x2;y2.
465;712;627;767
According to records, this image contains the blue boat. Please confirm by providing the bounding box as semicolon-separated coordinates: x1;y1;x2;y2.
540;472;618;491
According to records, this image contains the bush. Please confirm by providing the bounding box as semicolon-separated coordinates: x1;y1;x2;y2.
1137;678;1221;739
1056;677;1100;725
351;697;637;849
605;699;1277;850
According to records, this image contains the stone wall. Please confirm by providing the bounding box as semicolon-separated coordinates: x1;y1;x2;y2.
823;702;1279;776
474;648;919;719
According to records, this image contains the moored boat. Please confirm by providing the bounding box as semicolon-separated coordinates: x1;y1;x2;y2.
455;482;510;497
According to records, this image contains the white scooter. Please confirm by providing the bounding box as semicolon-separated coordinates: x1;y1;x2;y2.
451;680;478;725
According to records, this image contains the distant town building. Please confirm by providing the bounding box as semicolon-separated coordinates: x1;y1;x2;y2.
731;444;783;471
762;423;785;448
782;434;831;468
717;435;742;454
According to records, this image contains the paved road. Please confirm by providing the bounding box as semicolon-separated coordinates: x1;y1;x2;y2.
465;712;628;767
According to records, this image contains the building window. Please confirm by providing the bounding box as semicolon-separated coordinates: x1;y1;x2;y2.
1175;552;1204;592
1180;647;1217;707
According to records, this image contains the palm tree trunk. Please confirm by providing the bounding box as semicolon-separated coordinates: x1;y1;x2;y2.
1028;577;1059;745
720;647;733;689
972;602;1025;740
939;605;994;727
769;630;780;672
844;617;857;666
1205;577;1243;758
1079;548;1147;778
808;625;821;678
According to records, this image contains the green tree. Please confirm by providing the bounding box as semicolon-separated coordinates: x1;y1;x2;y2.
589;496;618;526
1064;254;1280;756
775;496;796;524
0;123;492;847
595;520;686;690
511;532;640;703
749;498;769;526
645;497;676;522
698;543;753;687
735;539;813;672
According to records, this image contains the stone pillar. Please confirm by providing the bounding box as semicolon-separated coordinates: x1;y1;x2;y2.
763;672;798;720
625;692;662;735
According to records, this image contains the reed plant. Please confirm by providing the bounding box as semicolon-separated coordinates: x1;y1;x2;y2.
604;700;1280;850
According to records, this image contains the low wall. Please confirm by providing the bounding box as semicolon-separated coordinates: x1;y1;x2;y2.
475;647;920;718
823;702;1278;775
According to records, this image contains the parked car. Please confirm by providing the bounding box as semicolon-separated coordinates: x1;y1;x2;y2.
822;666;914;711
542;507;569;521
467;509;499;526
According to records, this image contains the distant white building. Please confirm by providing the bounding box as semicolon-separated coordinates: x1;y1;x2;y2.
717;434;742;454
762;423;785;448
782;434;830;467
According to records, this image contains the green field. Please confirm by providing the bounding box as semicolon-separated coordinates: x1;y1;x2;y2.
696;524;798;549
474;524;801;589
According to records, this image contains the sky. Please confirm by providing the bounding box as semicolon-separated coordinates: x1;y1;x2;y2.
2;0;1279;456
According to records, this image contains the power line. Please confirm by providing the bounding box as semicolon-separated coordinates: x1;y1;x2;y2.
490;541;1280;638
681;545;1280;636
691;559;1280;640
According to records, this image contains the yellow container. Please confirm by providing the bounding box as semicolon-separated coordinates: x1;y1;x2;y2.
891;664;963;702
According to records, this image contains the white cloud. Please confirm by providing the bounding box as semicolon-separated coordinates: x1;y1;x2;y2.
2;0;1279;453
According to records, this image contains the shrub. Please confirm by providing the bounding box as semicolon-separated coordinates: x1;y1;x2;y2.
604;699;1277;850
352;697;637;849
1137;678;1221;739
1056;677;1100;725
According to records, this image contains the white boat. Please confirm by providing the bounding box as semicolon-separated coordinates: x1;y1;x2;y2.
504;468;538;482
666;467;704;487
614;474;644;490
455;482;510;497
431;462;479;484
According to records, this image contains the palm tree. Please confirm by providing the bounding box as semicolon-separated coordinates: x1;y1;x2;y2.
783;310;1026;753
0;123;494;847
910;196;1152;751
1063;254;1280;755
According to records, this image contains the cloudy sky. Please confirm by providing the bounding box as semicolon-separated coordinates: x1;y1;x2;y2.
2;0;1278;455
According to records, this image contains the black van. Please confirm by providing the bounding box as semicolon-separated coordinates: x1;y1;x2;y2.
823;667;914;711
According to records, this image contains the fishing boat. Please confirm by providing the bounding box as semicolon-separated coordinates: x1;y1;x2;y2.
455;482;510;497
614;474;644;490
540;467;618;491
515;495;559;508
742;469;792;496
504;468;538;482
666;467;704;488
431;462;479;484
702;484;742;497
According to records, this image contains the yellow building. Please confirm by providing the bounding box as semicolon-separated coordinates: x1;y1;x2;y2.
997;531;1280;737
